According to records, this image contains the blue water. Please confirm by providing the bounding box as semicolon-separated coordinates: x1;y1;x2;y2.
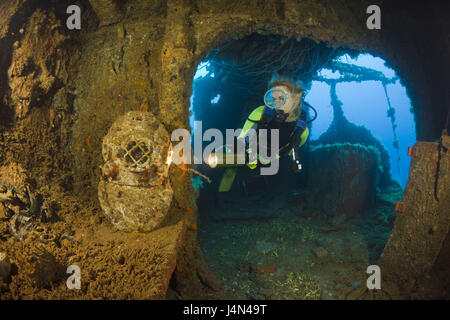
307;54;416;188
190;54;416;189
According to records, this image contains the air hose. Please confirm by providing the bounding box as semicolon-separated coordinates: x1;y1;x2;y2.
303;101;318;124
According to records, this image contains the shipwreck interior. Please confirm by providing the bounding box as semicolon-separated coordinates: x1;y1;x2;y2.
0;0;449;300
191;35;415;299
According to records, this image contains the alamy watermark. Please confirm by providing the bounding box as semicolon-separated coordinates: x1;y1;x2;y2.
367;265;381;289
65;263;381;291
366;5;381;30
66;4;381;31
66;264;81;290
170;121;280;175
66;5;81;30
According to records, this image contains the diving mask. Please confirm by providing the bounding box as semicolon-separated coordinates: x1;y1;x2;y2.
264;88;291;110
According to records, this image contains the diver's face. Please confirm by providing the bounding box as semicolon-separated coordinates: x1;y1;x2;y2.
275;86;301;113
271;89;286;109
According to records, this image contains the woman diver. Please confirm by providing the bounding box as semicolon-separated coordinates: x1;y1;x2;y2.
209;75;315;193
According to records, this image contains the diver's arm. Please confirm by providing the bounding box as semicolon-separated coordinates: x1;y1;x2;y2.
237;106;266;168
237;106;265;139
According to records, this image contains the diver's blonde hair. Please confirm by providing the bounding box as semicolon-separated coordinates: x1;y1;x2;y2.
268;74;304;121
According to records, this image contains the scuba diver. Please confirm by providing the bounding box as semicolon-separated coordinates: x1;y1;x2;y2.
208;75;316;193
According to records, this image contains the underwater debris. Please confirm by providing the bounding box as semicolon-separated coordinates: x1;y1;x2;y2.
312;247;328;259
255;264;277;274
185;168;211;184
0;252;11;282
99;111;174;232
270;272;321;300
1;188;57;241
9;213;34;241
0;164;46;241
23;247;63;289
306;143;381;218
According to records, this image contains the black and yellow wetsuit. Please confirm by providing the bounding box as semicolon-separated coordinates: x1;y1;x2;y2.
218;105;309;192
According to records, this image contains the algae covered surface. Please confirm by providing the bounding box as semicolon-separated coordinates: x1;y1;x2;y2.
197;184;401;300
0;0;449;300
0;181;187;299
